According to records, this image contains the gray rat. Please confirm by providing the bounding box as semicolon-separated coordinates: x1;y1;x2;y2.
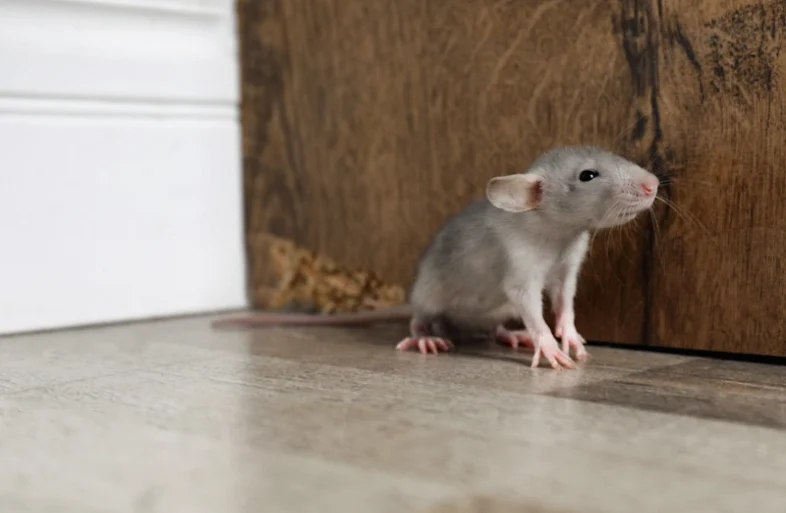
213;146;659;370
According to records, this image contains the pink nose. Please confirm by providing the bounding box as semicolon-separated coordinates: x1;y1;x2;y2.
641;180;657;196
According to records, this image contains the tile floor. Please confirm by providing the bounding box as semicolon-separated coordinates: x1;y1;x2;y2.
0;314;785;513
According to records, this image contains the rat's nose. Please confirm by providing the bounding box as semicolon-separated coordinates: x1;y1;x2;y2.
641;177;658;197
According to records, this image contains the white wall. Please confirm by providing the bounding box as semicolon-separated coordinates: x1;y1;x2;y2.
0;0;248;334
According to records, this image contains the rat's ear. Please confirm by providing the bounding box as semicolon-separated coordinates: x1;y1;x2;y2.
486;174;542;212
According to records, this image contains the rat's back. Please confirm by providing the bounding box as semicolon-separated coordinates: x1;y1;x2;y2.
408;198;512;322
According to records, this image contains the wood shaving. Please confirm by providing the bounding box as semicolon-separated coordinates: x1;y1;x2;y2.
247;233;406;314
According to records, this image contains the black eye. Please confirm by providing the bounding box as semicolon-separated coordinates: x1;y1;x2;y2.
579;169;599;182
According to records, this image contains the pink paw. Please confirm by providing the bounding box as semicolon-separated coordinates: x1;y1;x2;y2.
531;335;576;370
494;326;535;349
555;321;590;363
396;336;454;354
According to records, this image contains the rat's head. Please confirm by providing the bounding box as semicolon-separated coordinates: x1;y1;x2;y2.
485;146;659;229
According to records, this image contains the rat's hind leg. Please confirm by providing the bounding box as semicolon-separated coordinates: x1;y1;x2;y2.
395;315;454;354
493;324;535;350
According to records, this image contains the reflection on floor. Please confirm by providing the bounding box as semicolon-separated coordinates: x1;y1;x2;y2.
0;314;785;513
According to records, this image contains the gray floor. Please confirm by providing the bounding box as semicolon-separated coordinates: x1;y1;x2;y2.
1;314;785;513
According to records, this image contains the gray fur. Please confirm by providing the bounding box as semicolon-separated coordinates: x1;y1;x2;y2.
408;145;658;334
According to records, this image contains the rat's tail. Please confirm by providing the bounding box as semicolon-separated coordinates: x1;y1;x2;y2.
211;304;413;328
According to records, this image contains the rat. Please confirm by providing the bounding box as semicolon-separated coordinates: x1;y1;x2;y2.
212;146;659;370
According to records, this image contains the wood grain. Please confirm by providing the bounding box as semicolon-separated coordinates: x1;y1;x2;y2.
646;0;786;356
238;0;786;357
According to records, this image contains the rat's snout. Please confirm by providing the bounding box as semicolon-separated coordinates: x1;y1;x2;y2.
639;174;659;198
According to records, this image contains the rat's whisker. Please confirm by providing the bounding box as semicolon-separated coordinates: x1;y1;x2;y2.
624;214;639;247
658;177;717;187
648;207;667;274
603;204;625;281
591;201;616;248
624;210;642;262
654;196;712;238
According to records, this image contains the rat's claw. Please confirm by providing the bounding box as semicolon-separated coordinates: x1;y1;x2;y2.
396;336;453;354
555;348;577;369
531;336;576;370
436;338;452;352
420;338;437;354
557;324;590;362
573;343;589;362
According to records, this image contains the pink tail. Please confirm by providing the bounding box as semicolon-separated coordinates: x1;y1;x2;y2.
211;305;412;328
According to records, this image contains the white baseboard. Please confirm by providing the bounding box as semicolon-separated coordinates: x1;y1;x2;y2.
0;0;247;334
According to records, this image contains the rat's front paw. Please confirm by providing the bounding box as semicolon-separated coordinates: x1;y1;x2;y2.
531;334;576;370
554;320;589;362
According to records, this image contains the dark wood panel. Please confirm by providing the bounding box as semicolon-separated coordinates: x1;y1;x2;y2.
640;0;786;355
238;0;786;357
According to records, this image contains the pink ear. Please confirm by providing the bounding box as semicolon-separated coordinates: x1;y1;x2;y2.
486;174;542;212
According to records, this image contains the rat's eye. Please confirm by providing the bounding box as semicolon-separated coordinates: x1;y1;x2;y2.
579;169;599;182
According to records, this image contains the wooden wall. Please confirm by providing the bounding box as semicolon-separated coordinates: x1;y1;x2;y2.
238;0;786;357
